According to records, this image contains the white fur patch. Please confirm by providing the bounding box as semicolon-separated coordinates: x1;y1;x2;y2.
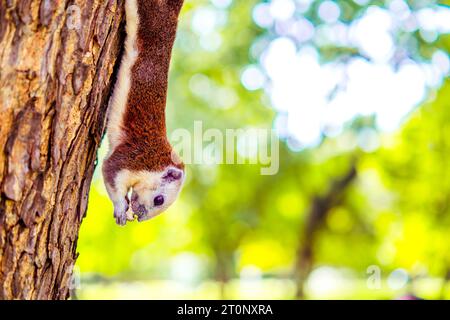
106;0;140;154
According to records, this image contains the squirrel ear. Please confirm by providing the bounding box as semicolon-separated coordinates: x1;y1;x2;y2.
162;167;183;182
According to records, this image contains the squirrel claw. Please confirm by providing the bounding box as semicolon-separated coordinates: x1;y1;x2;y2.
114;211;128;226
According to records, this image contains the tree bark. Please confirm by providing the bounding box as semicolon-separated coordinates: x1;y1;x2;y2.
0;0;124;299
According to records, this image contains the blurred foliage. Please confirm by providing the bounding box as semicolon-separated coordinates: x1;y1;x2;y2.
76;0;450;299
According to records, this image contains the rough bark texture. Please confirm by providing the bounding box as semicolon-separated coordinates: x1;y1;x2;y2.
0;0;124;299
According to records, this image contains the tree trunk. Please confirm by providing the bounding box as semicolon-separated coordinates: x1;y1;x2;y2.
0;0;124;299
294;162;357;299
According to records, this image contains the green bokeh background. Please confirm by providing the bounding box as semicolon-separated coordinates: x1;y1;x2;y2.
75;0;450;299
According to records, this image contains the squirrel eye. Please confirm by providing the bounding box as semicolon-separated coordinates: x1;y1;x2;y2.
153;195;164;206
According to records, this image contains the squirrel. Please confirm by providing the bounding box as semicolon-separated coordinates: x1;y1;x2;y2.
102;0;185;226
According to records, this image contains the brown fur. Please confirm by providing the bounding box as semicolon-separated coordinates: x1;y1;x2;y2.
104;0;184;187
